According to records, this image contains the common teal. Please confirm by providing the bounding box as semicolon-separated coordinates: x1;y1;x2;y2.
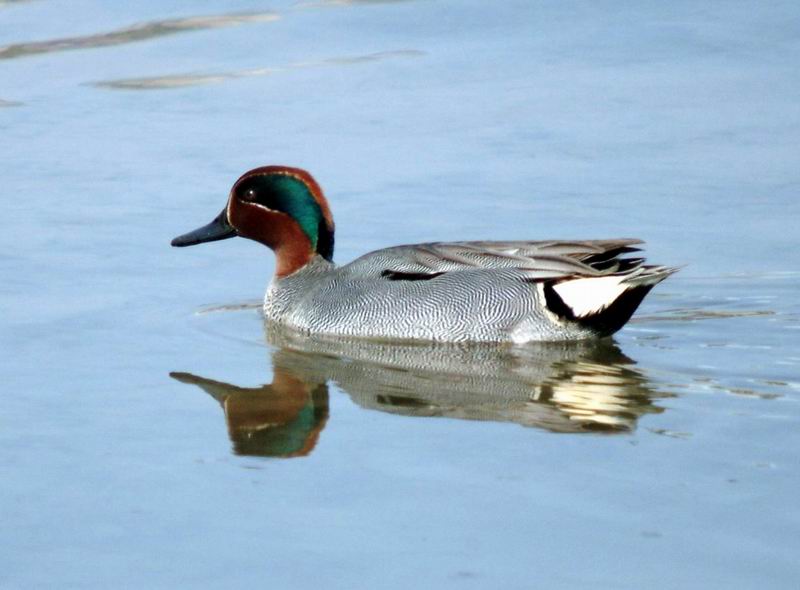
172;166;676;342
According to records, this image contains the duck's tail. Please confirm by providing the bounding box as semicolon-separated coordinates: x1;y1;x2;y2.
543;266;678;336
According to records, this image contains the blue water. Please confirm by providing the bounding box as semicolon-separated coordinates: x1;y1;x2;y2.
2;1;799;588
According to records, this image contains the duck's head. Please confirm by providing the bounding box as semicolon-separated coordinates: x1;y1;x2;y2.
172;165;335;277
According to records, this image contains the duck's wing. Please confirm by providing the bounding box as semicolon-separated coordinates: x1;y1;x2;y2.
341;239;678;337
343;239;651;281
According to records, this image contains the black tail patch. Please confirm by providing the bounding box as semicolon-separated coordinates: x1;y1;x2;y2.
543;281;654;337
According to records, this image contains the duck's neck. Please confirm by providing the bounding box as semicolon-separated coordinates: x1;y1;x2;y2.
262;215;332;278
274;249;334;279
274;236;314;278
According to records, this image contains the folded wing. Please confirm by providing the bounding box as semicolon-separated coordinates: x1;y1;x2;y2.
345;238;649;280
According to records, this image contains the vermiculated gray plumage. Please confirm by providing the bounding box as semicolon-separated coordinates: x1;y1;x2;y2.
264;239;677;342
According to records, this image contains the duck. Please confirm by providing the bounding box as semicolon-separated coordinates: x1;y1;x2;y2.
172;165;676;343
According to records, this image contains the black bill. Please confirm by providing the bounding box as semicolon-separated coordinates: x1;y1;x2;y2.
171;208;237;247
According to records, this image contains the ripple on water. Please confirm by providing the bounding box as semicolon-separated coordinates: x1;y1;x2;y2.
90;50;426;90
0;12;279;60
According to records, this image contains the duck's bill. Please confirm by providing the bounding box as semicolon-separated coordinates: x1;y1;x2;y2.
171;208;237;247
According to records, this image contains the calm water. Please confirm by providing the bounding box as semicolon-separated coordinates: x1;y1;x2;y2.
2;1;799;588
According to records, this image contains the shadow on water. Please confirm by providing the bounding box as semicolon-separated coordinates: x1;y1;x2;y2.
0;12;278;60
171;324;671;458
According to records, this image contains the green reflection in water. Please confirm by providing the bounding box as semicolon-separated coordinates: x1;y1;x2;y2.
171;369;329;459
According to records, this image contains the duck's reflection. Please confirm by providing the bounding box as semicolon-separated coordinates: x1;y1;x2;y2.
170;368;329;458
172;325;668;457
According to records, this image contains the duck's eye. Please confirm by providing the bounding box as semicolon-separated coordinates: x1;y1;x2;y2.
241;188;257;202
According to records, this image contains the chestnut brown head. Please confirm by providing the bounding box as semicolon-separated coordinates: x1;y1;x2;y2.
172;166;335;276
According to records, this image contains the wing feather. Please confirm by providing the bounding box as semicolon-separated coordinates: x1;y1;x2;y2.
342;239;650;282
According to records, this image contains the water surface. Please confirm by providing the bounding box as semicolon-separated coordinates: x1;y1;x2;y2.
2;1;799;588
